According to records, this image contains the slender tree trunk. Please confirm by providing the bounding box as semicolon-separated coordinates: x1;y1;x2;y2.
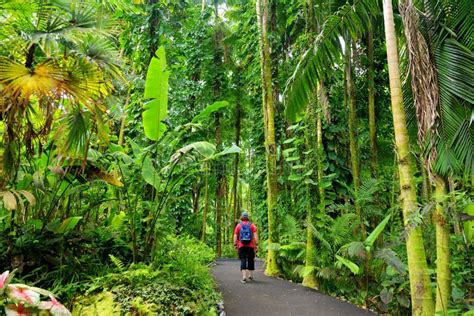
367;21;378;178
316;108;325;206
302;97;319;288
434;176;451;314
192;180;201;214
256;0;281;276
212;0;225;257
201;165;209;241
383;1;435;314
147;0;160;64
215;112;224;256
231;88;242;242
345;39;365;238
118;92;131;146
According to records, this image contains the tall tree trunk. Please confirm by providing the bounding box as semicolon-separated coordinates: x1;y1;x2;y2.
345;39;365;238
147;0;160;65
302;97;319;288
367;21;378;178
230;85;242;242
215;112;224;256
434;176;451;314
399;1;452;311
201;165;209;241
256;0;281;276
192;180;201;214
212;0;225;257
316;109;325;205
383;1;435;314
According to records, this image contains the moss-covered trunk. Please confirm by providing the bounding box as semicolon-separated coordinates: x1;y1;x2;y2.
434;176;451;313
345;40;365;238
230;79;243;243
201;165;209;242
256;0;281;276
367;21;378;178
302;97;319;288
382;1;435;314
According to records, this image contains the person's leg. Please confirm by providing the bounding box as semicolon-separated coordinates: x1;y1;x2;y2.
247;247;255;280
238;247;247;282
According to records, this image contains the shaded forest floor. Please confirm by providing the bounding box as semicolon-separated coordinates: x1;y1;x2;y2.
212;259;375;316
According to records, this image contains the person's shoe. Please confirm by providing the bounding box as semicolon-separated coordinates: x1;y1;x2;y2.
240;279;247;284
248;276;253;281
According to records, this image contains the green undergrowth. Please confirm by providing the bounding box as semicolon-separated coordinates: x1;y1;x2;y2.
74;236;221;315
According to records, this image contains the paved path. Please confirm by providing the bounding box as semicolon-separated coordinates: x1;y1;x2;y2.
212;259;376;316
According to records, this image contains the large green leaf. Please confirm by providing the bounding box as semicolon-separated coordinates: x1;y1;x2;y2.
142;46;169;141
110;211;126;230
55;216;82;234
171;141;217;163
142;156;161;190
335;255;360;275
192;101;229;123
211;144;242;159
364;214;391;250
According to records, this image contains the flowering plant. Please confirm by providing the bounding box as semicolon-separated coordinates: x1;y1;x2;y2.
0;271;71;316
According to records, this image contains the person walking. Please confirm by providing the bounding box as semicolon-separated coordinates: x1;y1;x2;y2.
233;211;258;284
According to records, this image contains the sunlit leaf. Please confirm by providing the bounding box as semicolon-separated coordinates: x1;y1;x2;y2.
192;101;229;123
0;191;17;210
55;216;82;234
142;46;169;141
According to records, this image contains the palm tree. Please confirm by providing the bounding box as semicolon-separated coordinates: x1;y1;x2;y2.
0;0;123;177
400;0;473;312
382;0;435;313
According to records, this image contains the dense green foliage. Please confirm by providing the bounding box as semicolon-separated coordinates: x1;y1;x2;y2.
0;0;472;315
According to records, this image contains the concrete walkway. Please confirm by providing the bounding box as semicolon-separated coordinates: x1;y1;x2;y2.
212;258;376;316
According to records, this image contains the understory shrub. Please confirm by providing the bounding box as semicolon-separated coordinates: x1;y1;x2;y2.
74;236;220;315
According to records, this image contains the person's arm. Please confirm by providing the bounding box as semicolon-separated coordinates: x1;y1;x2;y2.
233;224;240;249
233;233;238;249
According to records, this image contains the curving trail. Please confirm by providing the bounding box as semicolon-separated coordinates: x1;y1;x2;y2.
212;259;376;316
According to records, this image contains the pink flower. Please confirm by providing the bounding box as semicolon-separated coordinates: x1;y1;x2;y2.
38;295;71;316
4;303;31;316
0;271;10;290
6;284;40;305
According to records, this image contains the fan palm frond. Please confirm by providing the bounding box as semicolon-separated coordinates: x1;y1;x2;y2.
0;56;107;104
60;107;91;155
71;34;124;81
0;58;64;99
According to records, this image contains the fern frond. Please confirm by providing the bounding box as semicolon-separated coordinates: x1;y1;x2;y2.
109;254;125;272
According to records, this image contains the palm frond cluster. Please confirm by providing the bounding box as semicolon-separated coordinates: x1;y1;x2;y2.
0;0;124;175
